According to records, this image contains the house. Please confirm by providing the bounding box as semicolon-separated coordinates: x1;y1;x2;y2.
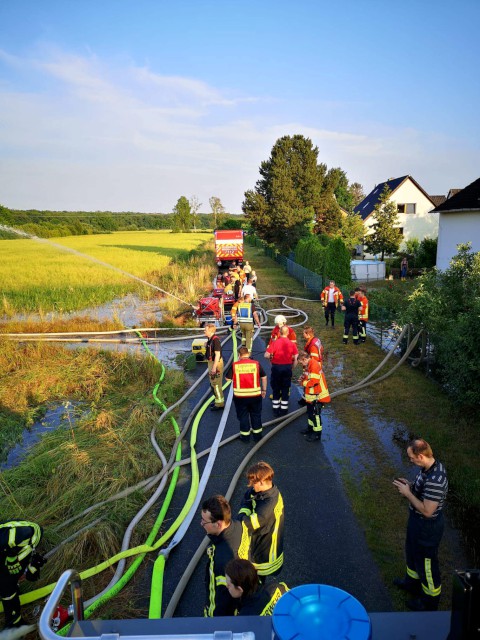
354;175;439;251
433;177;480;271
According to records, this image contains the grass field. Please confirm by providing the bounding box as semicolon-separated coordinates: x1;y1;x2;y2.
0;230;212;316
248;243;479;610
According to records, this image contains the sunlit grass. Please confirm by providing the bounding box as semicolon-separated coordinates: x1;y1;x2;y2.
0;231;210;315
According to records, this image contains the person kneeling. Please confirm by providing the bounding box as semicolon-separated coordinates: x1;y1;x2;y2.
225;558;288;616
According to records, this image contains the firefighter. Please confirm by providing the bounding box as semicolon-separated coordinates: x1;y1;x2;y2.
357;289;369;343
393;439;448;611
320;280;344;328
225;346;267;442
341;290;362;345
201;496;249;617
267;315;297;347
231;294;261;353
225;558;289;616
240;276;257;300
302;325;324;362
237;461;285;578
204;323;224;412
0;520;45;631
264;325;298;416
298;351;331;441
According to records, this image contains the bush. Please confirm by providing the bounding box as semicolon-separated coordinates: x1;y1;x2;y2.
295;236;326;274
323;237;352;286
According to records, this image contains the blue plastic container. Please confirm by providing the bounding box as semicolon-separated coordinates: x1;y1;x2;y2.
272;584;371;640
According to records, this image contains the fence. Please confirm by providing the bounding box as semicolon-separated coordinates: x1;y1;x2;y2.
246;235;323;293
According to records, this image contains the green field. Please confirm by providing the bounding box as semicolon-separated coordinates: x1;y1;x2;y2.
0;230;212;315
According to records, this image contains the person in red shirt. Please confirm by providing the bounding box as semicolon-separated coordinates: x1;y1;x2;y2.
302;326;324;363
265;325;298;416
267;315;297;347
320;280;344;329
298;351;331;441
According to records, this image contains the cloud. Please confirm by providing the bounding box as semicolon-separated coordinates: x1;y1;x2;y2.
0;45;478;212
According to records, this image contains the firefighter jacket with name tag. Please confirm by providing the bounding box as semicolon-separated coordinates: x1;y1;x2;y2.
204;521;250;617
236;581;289;616
230;359;263;397
0;520;43;580
237;484;284;576
300;359;331;403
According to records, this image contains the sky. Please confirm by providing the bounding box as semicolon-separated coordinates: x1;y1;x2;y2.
0;0;479;214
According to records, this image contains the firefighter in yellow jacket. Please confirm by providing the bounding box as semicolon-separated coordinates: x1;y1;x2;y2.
231;294;261;353
237;462;284;578
298;351;331;441
0;520;45;630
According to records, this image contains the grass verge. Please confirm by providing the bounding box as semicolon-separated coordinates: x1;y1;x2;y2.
248;244;479;610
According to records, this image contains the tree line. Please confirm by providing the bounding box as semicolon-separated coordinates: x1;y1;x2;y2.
0;202;242;239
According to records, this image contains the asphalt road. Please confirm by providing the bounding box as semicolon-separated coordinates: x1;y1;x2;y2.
151;332;392;617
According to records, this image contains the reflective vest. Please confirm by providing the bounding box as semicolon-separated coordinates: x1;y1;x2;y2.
359;296;369;321
320;286;344;307
232;359;261;397
235;302;253;324
0;521;43;578
302;359;331;403
304;336;323;361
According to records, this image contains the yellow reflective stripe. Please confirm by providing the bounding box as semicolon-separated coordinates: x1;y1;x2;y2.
17;544;33;561
216;576;227;587
250;513;260;530
269;494;283;563
259;585;288;616
234;388;261;397
309;373;321;380
207;545;216;617
254;552;284;576
422;559;441;596
238;508;252;517
407;566;420;579
238;522;250;560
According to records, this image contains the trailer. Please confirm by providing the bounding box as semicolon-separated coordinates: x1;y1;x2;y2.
214;229;244;269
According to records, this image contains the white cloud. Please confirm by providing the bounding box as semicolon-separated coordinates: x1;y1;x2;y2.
0;45;478;212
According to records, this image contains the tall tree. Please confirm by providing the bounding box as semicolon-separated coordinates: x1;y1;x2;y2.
364;186;401;260
209;196;226;229
336;211;365;253
242;135;325;253
349;182;365;209
313;193;342;236
172;196;192;232
189;195;202;231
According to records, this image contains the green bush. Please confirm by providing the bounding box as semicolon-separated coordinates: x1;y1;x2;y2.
323;237;352;286
295;235;326;274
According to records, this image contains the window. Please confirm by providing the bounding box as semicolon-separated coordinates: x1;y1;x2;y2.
397;227;404;236
397;203;416;214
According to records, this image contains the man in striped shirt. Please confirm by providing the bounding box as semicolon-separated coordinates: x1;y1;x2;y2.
393;439;448;611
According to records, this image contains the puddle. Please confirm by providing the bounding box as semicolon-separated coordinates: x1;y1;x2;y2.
1;402;88;470
367;322;401;353
5;293;163;326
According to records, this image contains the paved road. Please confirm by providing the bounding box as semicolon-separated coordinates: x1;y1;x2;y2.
151;332;392;617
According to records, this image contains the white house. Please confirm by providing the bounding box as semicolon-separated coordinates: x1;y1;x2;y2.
354;175;439;251
434;177;480;271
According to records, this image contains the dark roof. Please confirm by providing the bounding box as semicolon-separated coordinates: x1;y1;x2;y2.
353;175;435;221
447;188;462;199
433;178;480;213
430;195;447;207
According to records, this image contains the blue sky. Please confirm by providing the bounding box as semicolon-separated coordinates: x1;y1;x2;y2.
1;0;479;213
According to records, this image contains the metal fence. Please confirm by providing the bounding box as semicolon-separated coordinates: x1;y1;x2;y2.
246;236;323;293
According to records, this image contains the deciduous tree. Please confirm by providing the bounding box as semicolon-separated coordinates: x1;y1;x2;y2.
189;195;202;231
172;196;192;232
364;186;401;260
336;212;365;253
209;196;226;229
